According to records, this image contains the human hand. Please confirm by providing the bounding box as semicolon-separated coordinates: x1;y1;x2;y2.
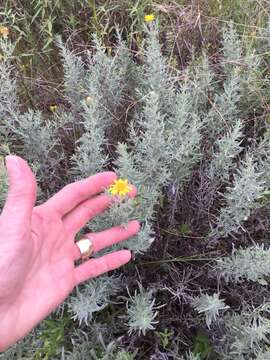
0;155;139;351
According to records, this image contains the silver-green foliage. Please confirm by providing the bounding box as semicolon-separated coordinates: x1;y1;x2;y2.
2;20;270;359
139;24;173;112
192;293;229;328
110;30;210;253
180;353;201;360
63;340;135;360
70;100;109;178
205;22;249;139
92;88;171;252
221;21;242;74
0;40;64;195
166;86;202;185
0;38;18;127
187;54;214;114
63;37;132;180
216;244;270;285
256;127;270;189
205;71;242;140
67;276;121;326
211;155;265;238
60;324;136;360
256;349;270;360
11;110;63;187
56;35;85;109
221;303;270;359
126;284;159;335
208;120;244;183
128;90;170;188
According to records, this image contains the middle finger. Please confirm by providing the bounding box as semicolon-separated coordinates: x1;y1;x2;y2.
63;185;137;235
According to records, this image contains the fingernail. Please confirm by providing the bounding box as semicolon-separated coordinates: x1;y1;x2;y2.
5;155;21;175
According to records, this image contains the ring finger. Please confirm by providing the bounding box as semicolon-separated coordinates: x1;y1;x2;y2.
73;220;140;261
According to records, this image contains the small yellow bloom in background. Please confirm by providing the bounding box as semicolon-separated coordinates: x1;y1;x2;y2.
85;96;93;104
144;14;155;23
234;66;241;76
109;179;132;197
0;26;9;38
50;104;58;112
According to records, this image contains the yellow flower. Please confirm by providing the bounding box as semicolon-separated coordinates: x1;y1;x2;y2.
50;104;58;112
0;26;9;38
109;179;132;197
144;14;155;23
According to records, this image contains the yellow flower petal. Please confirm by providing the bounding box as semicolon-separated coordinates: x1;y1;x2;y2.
144;14;155;23
108;179;132;197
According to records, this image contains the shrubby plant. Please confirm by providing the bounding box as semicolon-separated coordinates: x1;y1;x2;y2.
1;19;270;359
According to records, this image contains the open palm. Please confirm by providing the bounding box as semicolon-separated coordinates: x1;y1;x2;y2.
0;155;139;351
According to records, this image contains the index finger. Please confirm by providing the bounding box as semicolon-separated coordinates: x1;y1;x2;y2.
44;172;117;216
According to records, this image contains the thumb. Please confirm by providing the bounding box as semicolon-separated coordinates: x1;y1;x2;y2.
1;155;37;225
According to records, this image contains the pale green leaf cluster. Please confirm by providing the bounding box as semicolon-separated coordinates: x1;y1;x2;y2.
192;293;229;328
60;37;132;180
0;42;64;195
221;21;242;73
187;54;214;114
208;120;244;183
205;71;242;140
180;352;201;360
256;349;270;360
56;36;85;109
63;341;135;360
216;244;270;285
204;22;250;139
211;155;265;238
11;110;64;189
60;326;136;360
95;89;171;253
139;24;173;112
0;40;21;141
166;87;202;185
69;100;109;178
126;284;159;335
221;303;270;359
256;127;270;188
67;276;121;326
